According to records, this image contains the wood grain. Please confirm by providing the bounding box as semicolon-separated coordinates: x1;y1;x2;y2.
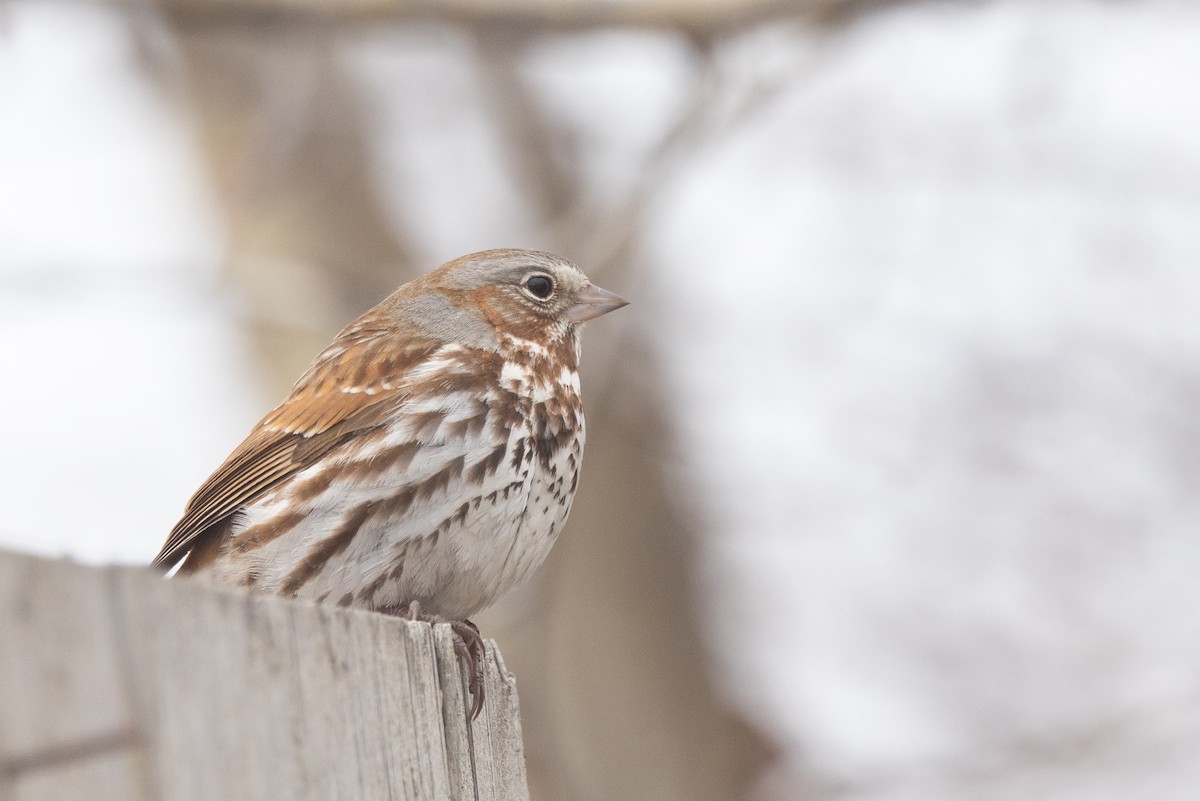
0;549;529;801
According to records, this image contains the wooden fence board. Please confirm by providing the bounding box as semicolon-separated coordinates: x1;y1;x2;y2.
0;549;530;801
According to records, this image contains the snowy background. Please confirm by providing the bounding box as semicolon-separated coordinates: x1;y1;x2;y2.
3;1;1200;799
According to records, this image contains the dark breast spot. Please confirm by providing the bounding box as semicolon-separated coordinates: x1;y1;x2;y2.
509;438;527;471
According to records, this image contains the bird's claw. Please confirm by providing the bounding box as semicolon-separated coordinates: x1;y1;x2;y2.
378;605;485;720
451;619;485;720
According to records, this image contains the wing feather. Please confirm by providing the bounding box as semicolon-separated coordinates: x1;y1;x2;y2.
152;335;443;570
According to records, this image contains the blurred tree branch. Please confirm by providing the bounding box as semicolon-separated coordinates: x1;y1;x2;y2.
155;0;903;32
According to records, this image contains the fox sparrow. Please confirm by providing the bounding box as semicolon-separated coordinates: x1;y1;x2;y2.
153;249;628;717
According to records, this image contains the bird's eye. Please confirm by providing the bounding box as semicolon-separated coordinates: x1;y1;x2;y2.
524;274;554;300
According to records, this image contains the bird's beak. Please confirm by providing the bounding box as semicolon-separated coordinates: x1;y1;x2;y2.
566;283;630;322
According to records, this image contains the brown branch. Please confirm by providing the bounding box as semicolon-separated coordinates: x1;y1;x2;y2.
144;0;849;34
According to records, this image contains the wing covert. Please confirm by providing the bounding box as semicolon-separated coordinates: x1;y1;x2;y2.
152;335;442;570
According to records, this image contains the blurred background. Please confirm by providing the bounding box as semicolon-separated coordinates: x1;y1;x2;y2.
3;0;1200;798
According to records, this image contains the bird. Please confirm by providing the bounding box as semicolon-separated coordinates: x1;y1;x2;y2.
152;249;628;717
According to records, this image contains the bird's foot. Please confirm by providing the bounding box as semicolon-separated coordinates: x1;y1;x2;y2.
451;619;485;720
377;603;485;720
377;600;426;621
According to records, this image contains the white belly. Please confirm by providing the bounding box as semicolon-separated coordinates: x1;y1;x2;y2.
198;411;583;620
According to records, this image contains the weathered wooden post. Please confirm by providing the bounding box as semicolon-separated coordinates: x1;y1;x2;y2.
0;548;530;801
